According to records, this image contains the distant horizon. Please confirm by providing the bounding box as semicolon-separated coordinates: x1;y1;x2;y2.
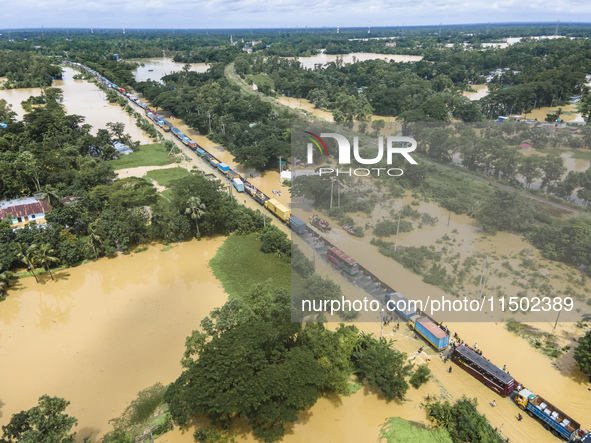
1;21;591;33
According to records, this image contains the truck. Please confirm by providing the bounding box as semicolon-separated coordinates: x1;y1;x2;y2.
408;315;449;351
264;198;290;223
244;181;257;196
387;292;416;320
226;169;240;180
218;162;230;174
289;216;307;234
254;191;268;205
514;389;584;441
232;178;244;192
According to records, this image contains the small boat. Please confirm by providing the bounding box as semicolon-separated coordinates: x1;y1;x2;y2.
343;224;356;235
148;69;154;72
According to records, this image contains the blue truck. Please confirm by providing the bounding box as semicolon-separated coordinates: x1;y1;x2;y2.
387;292;417;320
408;315;449;351
514;389;585;441
289;216;307;234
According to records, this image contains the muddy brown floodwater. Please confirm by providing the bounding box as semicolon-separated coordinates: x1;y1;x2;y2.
129;58;210;83
290;52;423;70
0;68;152;144
0;238;227;442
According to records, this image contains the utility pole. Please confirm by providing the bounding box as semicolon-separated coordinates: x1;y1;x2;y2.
337;181;340;208
279;156;282;182
477;256;490;301
477;255;488;298
394;211;401;252
330;179;334;209
263;211;266;228
553;309;561;330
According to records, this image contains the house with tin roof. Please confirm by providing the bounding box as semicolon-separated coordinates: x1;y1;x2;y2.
0;196;51;225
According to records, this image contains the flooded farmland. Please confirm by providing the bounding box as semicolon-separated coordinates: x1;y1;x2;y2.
130;58;210;83
291;52;423;70
0;67;153;144
0;238;227;442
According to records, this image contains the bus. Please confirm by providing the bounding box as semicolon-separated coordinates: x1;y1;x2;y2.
327;247;359;276
451;344;515;397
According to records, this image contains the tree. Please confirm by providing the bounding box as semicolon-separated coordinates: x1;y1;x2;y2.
0;395;77;443
165;283;323;442
371;119;386;137
40;186;62;209
351;333;412;401
574;328;591;375
87;222;104;259
409;364;431;389
424;397;503;443
518;155;544;188
32;243;61;280
16;243;39;283
0;269;17;299
477;189;535;233
185;196;206;238
541;154;566;191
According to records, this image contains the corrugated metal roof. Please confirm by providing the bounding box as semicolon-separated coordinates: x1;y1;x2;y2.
455;345;514;384
0;200;51;220
417;316;448;339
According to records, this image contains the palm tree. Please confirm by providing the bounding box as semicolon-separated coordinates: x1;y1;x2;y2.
0;269;17;298
185;196;206;238
40;185;62;209
88;222;104;259
16;243;39;283
32;243;61;281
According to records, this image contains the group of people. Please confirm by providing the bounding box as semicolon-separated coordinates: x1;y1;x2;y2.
310;214;330;230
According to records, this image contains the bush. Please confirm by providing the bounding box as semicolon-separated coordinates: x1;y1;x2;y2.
259;226;290;256
409;365;431;389
373;220;413;237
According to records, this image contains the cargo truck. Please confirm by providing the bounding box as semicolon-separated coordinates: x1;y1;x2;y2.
387;292;416;320
226;170;240;180
218;163;230;174
265;198;290;222
196;148;205;157
289;216;307;234
408;315;449;351
514;389;584;441
232;178;244;192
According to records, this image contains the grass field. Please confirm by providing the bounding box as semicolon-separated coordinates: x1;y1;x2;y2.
145;168;192;188
246;74;275;91
110;143;174;170
209;233;291;299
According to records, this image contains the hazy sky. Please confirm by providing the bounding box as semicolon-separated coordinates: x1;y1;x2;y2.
1;0;590;29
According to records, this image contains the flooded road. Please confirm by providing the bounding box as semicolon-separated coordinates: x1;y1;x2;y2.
130;58;210;83
0;67;153;144
0;238;227;442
